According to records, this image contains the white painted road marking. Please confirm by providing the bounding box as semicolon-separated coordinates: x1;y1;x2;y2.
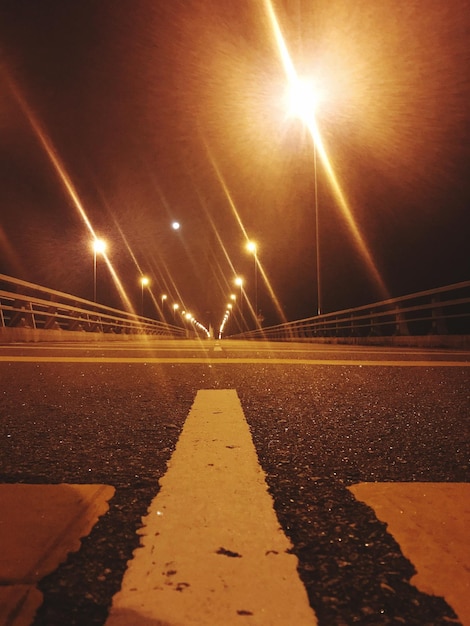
0;484;115;626
0;355;468;367
349;482;470;625
106;389;318;625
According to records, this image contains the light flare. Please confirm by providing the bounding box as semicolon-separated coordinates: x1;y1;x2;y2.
3;70;136;313
202;136;287;324
263;0;389;301
285;76;323;124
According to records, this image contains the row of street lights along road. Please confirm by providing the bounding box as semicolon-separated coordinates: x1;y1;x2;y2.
92;47;326;334
91;232;261;338
91;49;326;323
91;234;211;336
141;274;210;336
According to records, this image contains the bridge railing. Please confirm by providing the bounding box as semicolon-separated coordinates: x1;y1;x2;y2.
233;281;470;343
0;274;187;338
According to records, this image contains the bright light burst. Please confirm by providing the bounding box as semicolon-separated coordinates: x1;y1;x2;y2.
263;0;389;301
246;240;257;254
93;238;107;255
285;76;323;124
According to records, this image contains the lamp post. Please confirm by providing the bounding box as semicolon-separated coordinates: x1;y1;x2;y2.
234;276;243;301
172;302;179;321
229;293;238;332
286;76;322;315
161;294;167;321
140;276;150;316
246;241;258;325
313;140;321;316
234;276;245;331
92;238;106;302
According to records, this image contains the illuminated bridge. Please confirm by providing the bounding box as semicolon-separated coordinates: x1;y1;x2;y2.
0;274;469;626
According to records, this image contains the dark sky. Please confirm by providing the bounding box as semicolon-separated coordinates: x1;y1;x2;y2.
0;0;469;331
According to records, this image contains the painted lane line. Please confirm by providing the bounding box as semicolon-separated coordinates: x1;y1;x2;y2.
0;356;468;367
0;484;115;626
349;482;470;625
4;343;467;358
106;389;317;626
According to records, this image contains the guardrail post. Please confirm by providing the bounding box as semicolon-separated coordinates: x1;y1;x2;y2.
349;314;358;337
86;314;103;333
9;300;36;329
369;309;382;336
394;306;409;336
68;314;85;331
431;296;447;335
44;306;61;330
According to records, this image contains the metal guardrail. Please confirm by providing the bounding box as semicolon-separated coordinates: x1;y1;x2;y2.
1;274;469;345
232;281;470;342
0;274;187;338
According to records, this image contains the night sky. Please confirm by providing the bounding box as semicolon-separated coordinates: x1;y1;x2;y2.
0;0;469;331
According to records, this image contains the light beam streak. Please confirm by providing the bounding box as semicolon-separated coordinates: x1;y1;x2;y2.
4;70;135;313
263;0;389;301
202;135;287;325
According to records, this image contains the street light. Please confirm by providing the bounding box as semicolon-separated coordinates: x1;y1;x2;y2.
286;76;322;315
234;276;245;330
246;241;258;325
161;294;168;320
234;276;243;300
313;132;321;316
140;276;150;316
172;302;179;321
92;238;106;302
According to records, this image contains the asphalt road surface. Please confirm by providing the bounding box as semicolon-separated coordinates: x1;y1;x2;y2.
0;339;468;626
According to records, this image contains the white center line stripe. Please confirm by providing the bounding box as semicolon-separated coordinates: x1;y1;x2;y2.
0;355;467;366
106;389;318;625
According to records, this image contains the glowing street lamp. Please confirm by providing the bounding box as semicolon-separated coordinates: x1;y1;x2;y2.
172;302;179;321
160;293;168;320
246;241;258;324
92;238;106;302
234;276;245;330
234;276;244;304
285;76;322;125
286;76;322;315
264;0;328;315
140;276;150;316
